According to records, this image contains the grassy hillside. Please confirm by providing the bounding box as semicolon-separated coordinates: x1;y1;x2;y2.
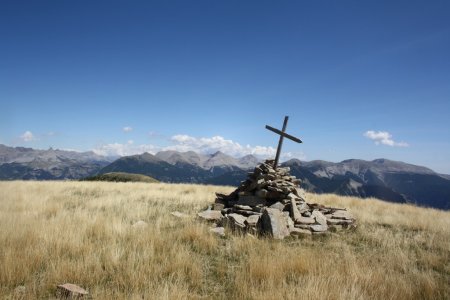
0;181;449;299
82;172;159;183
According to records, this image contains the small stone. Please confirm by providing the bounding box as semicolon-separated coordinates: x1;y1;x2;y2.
14;285;26;296
310;224;328;232
132;220;148;228
210;227;225;236
312;210;327;225
269;201;285;211
198;210;223;221
56;283;88;298
171;211;188;218
233;204;253;211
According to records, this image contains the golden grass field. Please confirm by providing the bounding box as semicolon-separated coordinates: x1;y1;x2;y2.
0;181;449;299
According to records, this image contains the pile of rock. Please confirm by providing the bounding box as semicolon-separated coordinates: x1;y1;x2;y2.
198;159;356;239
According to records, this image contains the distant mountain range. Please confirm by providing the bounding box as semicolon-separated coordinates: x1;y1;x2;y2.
1;144;449;210
0;144;113;180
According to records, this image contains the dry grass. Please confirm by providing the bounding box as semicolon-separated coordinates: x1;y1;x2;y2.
0;181;449;299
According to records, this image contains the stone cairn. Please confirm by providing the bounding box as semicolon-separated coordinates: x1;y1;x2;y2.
198;159;356;239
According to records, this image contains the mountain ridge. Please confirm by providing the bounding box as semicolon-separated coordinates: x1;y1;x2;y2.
1;144;449;209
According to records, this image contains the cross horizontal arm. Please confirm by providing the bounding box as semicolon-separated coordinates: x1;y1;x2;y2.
265;125;303;143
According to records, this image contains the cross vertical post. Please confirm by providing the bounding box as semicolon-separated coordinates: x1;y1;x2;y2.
273;116;289;169
265;115;303;169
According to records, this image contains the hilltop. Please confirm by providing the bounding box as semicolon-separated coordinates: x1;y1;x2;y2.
82;172;159;183
0;181;448;299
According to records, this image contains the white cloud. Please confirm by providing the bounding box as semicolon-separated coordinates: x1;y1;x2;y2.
92;134;306;160
20;131;35;142
93;143;158;157
122;126;133;133
364;130;409;147
166;134;305;160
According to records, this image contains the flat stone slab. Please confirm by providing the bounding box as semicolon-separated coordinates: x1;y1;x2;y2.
290;198;301;221
290;228;312;237
310;224;328;232
245;214;260;227
56;283;88;298
198;210;223;221
295;216;315;224
227;213;247;228
234;204;253;211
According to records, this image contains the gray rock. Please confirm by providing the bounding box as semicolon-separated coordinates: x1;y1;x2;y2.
14;285;26;296
227;213;247;228
198;210;223;221
269;201;285;211
312;210;327;225
310;224;328;232
234;204;252;211
294;224;312;230
289;198;301;221
210;227;225;236
245;214;260;227
56;283;88;298
295;216;315;224
259;208;290;239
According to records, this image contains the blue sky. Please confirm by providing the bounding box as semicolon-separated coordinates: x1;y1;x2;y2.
1;1;450;173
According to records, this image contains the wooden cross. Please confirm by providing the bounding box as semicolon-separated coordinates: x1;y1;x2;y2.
265;116;302;169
